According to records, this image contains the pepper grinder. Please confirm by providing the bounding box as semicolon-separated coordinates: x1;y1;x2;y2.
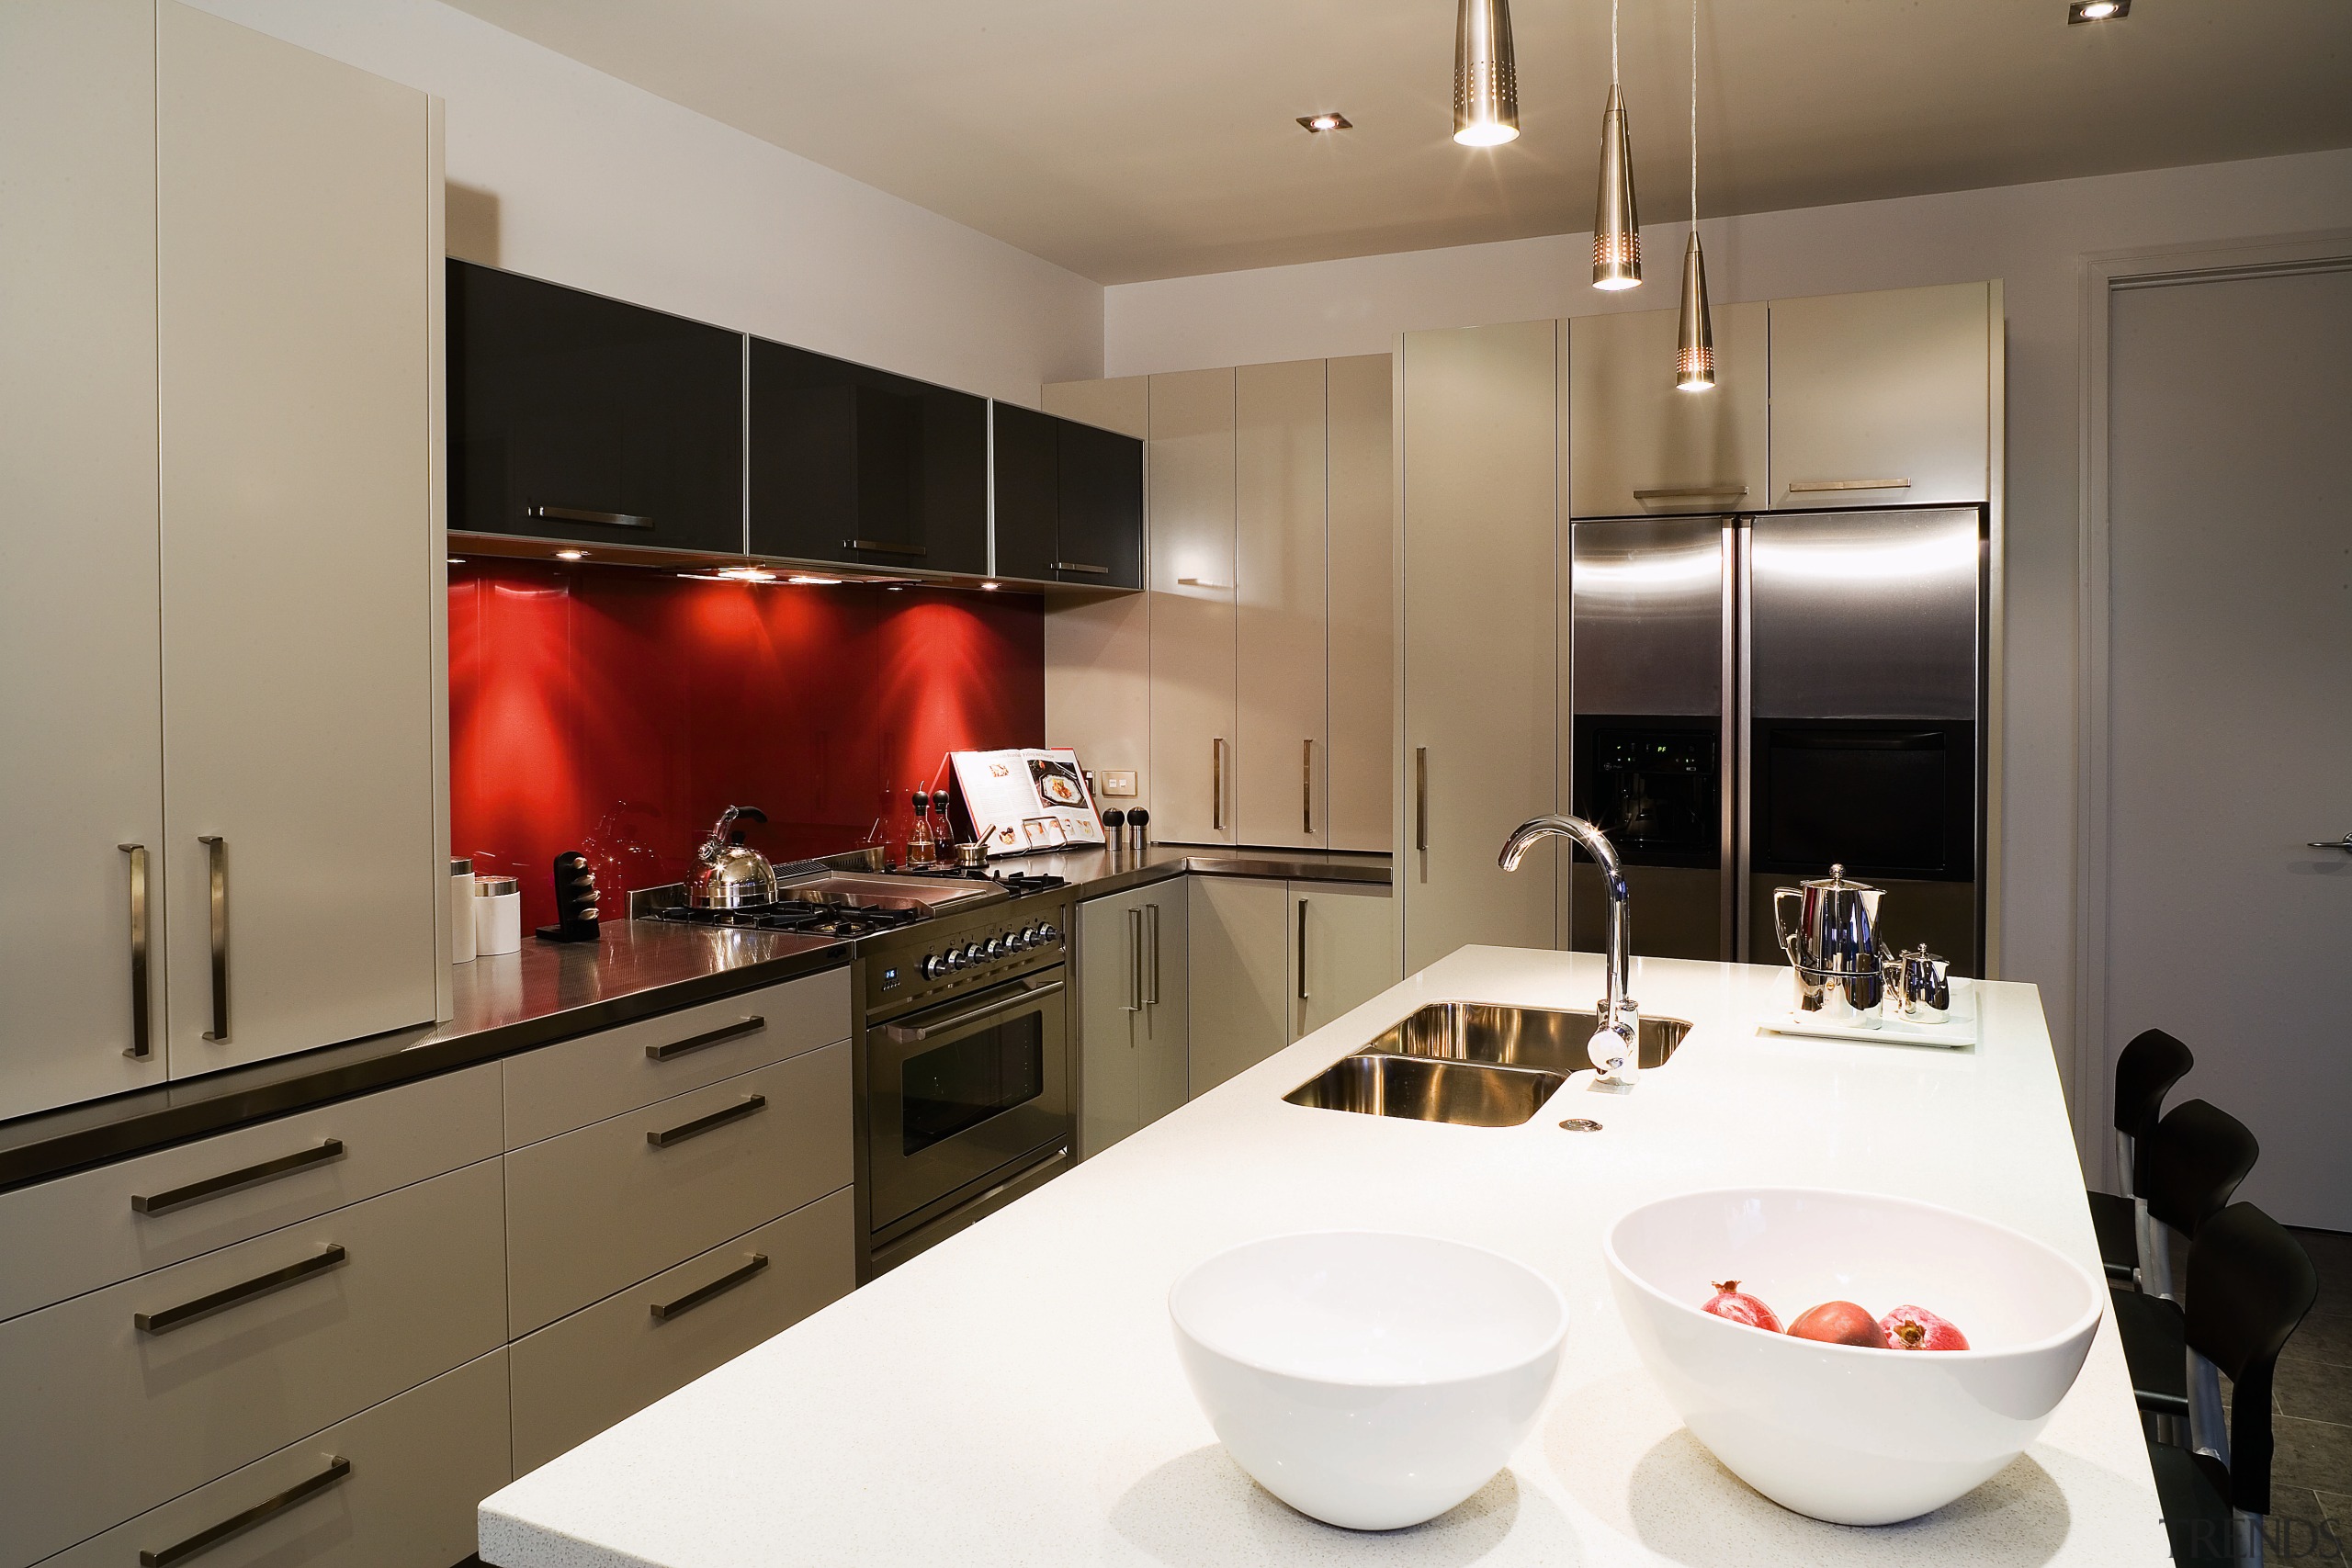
1126;807;1150;856
1101;808;1126;865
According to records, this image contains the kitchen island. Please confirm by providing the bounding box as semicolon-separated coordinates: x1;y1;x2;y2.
479;946;2172;1567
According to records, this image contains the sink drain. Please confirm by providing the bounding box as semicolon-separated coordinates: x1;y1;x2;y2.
1559;1117;1604;1133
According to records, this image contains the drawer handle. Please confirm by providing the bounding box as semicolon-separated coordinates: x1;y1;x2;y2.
528;504;652;528
650;1252;769;1322
841;538;928;558
135;1244;348;1335
647;1094;767;1148
139;1455;351;1566
647;1015;764;1062
1786;478;1911;492
132;1138;348;1216
1050;560;1111;575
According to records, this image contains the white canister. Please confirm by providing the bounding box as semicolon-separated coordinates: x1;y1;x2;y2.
474;875;522;956
450;857;477;963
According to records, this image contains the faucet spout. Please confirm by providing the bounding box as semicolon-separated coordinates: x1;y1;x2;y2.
1497;814;1639;1084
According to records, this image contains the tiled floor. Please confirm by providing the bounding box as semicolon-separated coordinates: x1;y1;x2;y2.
2223;1227;2352;1562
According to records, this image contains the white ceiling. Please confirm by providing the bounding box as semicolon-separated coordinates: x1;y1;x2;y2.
443;0;2352;285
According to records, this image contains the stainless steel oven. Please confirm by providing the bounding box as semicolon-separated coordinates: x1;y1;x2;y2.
856;891;1073;1276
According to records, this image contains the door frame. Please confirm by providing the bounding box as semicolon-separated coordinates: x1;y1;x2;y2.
2072;230;2352;1185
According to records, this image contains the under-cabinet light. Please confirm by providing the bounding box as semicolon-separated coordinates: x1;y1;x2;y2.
554;549;586;561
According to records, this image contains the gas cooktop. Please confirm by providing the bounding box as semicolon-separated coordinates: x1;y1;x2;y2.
654;900;926;939
637;865;1066;942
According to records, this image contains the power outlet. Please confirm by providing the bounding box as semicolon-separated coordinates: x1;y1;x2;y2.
1099;771;1138;797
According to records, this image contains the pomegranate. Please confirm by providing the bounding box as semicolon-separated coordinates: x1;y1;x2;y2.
1700;1280;1782;1333
1879;1304;1970;1351
1787;1300;1883;1347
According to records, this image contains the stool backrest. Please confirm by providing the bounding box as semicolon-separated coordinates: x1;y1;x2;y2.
2185;1202;2318;1516
2113;1029;2194;1190
2143;1099;2258;1238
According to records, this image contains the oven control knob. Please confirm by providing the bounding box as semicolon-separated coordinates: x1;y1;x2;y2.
944;948;968;971
1002;930;1025;952
1037;922;1061;944
984;937;1006;959
961;942;986;965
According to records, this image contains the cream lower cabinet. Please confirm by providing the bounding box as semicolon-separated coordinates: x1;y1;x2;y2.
1398;321;1562;974
1768;281;1994;509
1189;878;1400;1094
1076;884;1190;1159
0;2;446;1117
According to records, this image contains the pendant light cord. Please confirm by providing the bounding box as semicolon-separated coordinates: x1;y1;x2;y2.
1612;0;1620;85
1690;0;1698;231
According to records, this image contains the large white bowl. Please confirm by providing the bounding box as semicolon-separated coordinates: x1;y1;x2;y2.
1605;1188;2104;1526
1169;1231;1567;1530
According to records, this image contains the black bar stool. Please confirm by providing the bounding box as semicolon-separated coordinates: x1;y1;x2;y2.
2147;1202;2318;1567
2114;1099;2260;1418
2091;1029;2194;1283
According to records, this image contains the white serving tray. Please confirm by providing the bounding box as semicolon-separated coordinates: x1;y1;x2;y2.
1758;975;1981;1050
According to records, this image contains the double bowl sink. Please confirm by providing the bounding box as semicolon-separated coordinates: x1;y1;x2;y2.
1285;1002;1692;1128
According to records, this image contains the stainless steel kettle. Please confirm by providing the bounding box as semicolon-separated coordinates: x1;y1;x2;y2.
687;806;778;909
1772;863;1887;1018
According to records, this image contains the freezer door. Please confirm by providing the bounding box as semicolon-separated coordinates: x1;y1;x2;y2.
1747;508;1980;721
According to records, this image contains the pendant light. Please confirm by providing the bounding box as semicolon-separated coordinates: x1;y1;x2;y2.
1592;0;1641;288
1675;0;1714;389
1453;0;1520;147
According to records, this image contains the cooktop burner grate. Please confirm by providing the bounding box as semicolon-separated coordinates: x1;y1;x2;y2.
655;901;927;938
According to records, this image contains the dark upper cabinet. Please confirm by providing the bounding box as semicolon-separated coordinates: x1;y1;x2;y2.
991;403;1059;582
748;339;988;576
989;406;1144;591
447;260;744;554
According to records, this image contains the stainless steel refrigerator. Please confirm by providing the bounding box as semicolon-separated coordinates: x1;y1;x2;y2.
1566;507;1985;975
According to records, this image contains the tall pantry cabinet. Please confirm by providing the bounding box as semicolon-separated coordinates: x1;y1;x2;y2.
0;1;447;1119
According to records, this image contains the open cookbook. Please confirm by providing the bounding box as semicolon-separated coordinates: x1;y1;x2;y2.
946;748;1106;855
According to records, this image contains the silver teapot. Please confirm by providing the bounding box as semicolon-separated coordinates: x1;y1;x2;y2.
687;806;778;909
1772;864;1887;1020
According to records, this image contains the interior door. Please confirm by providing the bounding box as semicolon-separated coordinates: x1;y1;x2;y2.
1399;321;1560;972
2104;263;2352;1228
0;0;169;1118
1235;359;1328;850
158;6;440;1071
1148;369;1238;844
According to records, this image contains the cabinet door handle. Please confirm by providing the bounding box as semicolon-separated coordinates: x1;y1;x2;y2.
646;1015;764;1061
647;1094;767;1148
842;538;929;558
650;1252;769;1322
1634;484;1749;500
1212;739;1227;831
528;504;652;528
1297;897;1310;1001
198;836;228;1043
134;1244;348;1335
132;1139;347;1216
1415;749;1430;852
119;843;152;1060
1125;908;1144;1013
1145;902;1162;1008
1786;478;1910;493
138;1455;351;1566
1302;740;1314;834
1051;560;1110;575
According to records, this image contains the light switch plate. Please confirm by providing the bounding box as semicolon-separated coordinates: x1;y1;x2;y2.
1100;771;1137;797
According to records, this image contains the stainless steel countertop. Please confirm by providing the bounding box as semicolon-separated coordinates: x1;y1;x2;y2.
1018;844;1392;899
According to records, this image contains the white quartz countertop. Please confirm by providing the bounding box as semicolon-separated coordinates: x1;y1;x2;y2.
480;948;2172;1567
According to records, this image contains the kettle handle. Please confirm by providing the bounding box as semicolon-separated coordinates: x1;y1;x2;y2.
1771;886;1805;965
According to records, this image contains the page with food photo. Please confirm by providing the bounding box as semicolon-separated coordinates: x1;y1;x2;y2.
948;747;1105;855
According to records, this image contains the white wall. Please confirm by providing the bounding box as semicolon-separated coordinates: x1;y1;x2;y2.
1102;146;2352;1117
191;0;1102;405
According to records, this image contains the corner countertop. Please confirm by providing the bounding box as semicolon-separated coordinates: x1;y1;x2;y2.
478;947;2168;1568
0;921;845;1192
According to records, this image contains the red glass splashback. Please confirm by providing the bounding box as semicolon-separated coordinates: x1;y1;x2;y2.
449;558;1045;930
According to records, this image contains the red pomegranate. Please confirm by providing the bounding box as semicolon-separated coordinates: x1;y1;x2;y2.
1700;1280;1783;1333
1879;1304;1970;1351
1787;1300;1883;1347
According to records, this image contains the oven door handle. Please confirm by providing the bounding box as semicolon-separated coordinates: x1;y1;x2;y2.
881;977;1065;1044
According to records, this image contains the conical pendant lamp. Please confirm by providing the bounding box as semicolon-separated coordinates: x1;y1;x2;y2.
1592;0;1641;288
1454;0;1519;147
1676;0;1714;389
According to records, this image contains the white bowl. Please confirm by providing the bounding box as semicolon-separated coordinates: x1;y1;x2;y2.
1605;1188;2104;1526
1169;1231;1567;1530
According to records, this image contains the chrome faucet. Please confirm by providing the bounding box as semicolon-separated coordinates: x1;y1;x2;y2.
1498;814;1641;1089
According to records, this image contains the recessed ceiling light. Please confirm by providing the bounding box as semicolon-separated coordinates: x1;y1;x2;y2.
2068;0;2128;21
1297;113;1352;133
554;549;586;560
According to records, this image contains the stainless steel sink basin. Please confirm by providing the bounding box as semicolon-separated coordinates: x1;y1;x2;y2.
1283;1053;1568;1128
1362;1001;1694;1075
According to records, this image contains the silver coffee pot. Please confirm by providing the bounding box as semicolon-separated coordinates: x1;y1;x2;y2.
1772;863;1887;1020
